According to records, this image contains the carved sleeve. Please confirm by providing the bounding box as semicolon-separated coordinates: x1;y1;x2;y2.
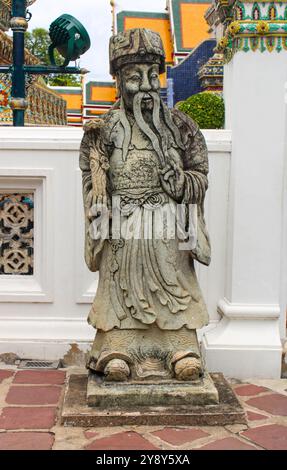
79;122;107;272
172;109;209;205
183;128;209;205
172;109;211;265
79;129;93;205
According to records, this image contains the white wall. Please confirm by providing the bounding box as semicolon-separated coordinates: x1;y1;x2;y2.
0;127;231;361
203;51;287;379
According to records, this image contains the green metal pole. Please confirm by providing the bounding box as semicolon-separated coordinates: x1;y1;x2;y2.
10;0;28;126
23;65;87;75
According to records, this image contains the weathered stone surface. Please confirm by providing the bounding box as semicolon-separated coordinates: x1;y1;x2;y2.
0;353;19;365
52;427;88;451
0;370;14;384
61;344;88;368
61;373;247;427
224;423;248;433
87;372;219;408
80;27;213;390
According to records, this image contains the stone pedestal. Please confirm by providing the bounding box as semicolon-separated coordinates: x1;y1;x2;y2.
87;372;219;408
61;372;246;427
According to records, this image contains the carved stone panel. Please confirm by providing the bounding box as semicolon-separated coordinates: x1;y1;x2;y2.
0;193;34;275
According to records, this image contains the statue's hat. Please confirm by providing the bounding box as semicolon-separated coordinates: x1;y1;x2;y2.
109;28;166;75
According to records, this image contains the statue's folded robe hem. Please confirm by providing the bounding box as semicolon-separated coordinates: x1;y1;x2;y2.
61;373;247;427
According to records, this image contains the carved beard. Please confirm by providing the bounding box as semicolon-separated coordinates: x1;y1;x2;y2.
119;91;184;166
133;91;166;167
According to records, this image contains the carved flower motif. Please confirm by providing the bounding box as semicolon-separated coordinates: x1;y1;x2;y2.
218;37;229;50
110;258;119;273
228;21;241;37
256;21;270;35
99;155;110;170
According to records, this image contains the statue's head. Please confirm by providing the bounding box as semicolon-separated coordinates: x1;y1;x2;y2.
109;29;165;112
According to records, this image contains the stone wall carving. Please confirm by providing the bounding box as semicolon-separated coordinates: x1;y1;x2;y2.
0;193;34;275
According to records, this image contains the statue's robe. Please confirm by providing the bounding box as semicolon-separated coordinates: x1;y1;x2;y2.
79;107;210;336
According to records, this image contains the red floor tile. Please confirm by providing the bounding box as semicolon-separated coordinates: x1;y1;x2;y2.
13;370;65;385
85;431;158;450
242;424;287;450
0;407;57;430
6;386;62;405
246;393;287;416
0;431;54;450
235;384;269;397
0;370;14;383
247;411;268;421
197;437;257;450
152;427;209;446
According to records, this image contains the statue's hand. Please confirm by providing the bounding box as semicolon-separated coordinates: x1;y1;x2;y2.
86;192;111;242
86;192;110;221
159;152;185;202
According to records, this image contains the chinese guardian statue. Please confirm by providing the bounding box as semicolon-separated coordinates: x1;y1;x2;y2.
80;29;211;387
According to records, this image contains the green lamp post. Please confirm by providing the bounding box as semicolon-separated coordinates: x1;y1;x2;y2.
0;1;91;126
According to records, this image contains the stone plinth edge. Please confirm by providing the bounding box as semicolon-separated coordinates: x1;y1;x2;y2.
61;372;246;427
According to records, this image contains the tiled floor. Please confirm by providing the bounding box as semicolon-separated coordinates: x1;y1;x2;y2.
0;367;287;450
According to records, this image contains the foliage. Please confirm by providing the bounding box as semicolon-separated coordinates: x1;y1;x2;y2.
24;28;81;87
176;92;225;129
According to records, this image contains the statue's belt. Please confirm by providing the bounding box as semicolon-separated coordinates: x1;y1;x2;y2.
112;189;169;212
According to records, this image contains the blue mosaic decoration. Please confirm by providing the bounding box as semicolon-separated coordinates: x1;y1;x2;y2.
167;39;216;104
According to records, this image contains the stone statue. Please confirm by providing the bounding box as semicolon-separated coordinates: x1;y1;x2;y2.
80;29;211;386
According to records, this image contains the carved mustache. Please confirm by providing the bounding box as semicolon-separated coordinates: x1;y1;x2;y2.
133;92;166;168
119;91;184;164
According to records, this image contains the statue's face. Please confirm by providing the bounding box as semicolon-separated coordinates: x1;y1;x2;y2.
119;63;160;111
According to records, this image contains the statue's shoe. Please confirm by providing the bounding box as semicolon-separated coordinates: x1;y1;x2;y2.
104;358;130;382
174;357;202;381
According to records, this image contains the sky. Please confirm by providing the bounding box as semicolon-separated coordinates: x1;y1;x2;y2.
28;0;167;81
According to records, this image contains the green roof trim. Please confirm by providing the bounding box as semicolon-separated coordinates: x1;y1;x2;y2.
52;88;82;95
117;11;169;33
85;109;112;117
85;81;116;106
66;110;82;114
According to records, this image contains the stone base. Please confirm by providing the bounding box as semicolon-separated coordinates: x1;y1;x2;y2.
87;372;219;408
61;373;247;427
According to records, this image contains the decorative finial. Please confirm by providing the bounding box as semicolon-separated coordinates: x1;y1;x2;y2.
110;0;116;34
